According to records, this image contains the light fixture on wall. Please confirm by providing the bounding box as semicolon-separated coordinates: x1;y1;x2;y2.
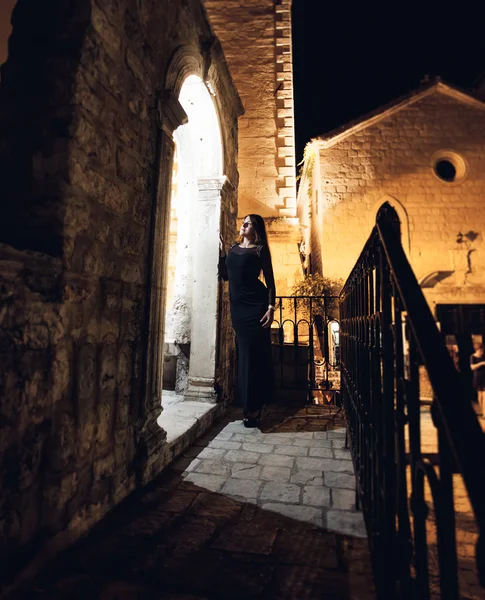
419;271;454;288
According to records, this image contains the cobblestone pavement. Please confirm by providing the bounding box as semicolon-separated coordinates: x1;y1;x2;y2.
11;403;375;600
409;406;484;600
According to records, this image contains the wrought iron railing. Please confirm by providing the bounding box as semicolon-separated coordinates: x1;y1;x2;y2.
272;295;340;402
339;202;485;599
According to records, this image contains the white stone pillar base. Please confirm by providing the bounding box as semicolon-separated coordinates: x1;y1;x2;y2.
184;376;217;403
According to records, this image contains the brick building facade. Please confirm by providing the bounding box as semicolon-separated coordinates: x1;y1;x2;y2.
298;81;485;323
203;0;303;294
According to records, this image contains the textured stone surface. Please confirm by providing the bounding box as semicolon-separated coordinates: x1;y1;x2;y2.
258;454;296;468
184;473;226;493
194;460;232;477
332;488;357;511
414;408;484;598
231;464;262;480
8;406;376;599
241;442;274;454
0;0;241;588
203;0;296;218
202;0;303;296
308;446;335;458
274;445;309;457
221;478;263;499
326;510;367;538
223;450;261;464
325;472;356;490
302;486;331;508
260;466;292;482
290;470;324;486
298;83;485;312
260;482;301;504
261;503;323;528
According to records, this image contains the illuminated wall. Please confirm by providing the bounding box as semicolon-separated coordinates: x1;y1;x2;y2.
204;0;303;294
0;0;16;65
298;83;485;313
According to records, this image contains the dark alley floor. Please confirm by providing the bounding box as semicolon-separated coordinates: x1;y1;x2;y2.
9;402;375;600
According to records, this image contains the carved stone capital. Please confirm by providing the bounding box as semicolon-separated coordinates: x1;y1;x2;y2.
197;176;226;199
157;90;188;137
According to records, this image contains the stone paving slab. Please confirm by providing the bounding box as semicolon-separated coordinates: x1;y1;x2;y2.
173;408;365;539
11;403;374;599
260;465;292;482
258;453;296;468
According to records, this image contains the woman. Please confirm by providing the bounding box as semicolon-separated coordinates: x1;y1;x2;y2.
470;342;485;416
219;214;276;427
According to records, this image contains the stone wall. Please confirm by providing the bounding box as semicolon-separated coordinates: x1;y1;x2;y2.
298;86;485;314
0;0;240;590
0;0;16;65
204;0;296;218
203;0;303;294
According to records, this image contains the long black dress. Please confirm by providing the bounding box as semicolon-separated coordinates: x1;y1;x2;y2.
219;244;276;413
471;354;485;390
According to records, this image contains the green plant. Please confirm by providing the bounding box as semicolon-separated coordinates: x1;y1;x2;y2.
292;273;344;320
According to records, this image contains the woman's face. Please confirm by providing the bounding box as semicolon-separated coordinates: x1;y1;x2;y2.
475;345;484;357
240;216;255;241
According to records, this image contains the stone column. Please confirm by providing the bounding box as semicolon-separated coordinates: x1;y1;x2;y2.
136;91;187;482
185;176;226;402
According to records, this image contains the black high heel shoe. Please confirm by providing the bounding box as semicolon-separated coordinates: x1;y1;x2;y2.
243;409;262;428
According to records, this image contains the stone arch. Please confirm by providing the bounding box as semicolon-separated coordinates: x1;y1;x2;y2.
164;74;224;394
145;44;228;422
163;44;224;179
164;45;206;97
371;195;411;256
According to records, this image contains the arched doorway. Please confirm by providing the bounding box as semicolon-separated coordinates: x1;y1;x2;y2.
162;74;224;401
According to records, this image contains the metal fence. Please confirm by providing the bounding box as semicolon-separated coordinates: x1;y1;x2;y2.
271;295;340;404
340;202;485;599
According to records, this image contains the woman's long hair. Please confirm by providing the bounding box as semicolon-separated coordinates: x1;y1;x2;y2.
243;214;270;251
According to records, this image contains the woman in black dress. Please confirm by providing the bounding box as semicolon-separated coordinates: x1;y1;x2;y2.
219;214;276;427
470;342;485;416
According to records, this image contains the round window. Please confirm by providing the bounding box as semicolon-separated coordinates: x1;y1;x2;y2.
435;159;456;182
432;151;466;184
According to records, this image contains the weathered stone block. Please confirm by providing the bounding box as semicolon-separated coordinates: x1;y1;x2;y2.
260;482;300;504
260;466;291;482
326;510;366;538
258;454;295;468
221;478;262;499
261;503;323;527
223;450;261;464
184;473;225;493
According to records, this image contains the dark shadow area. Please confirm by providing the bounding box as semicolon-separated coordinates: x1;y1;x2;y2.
0;0;92;255
259;396;346;436
8;410;374;600
291;0;485;164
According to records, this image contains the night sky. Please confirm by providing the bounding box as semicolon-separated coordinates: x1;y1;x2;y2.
292;0;485;164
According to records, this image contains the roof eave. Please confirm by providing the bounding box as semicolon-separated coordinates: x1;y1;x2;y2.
313;81;485;150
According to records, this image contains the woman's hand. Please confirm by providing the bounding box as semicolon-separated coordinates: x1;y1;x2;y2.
471;361;485;370
260;307;274;328
219;233;225;256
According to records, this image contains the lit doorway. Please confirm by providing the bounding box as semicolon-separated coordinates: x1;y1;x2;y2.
161;74;224;402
